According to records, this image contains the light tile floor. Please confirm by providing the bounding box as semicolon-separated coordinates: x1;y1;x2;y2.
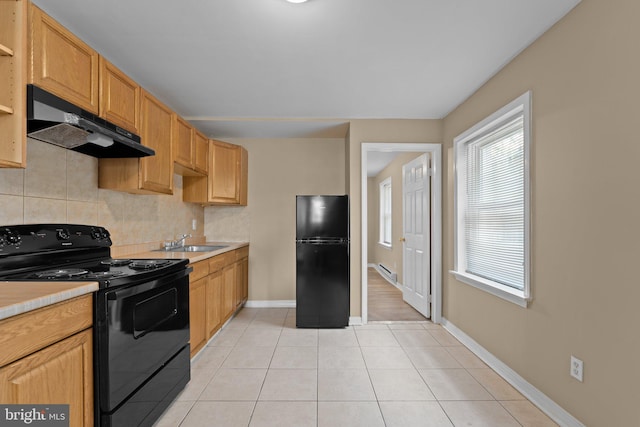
154;308;558;427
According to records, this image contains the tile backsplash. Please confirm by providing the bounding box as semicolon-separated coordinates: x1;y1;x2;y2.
0;139;204;246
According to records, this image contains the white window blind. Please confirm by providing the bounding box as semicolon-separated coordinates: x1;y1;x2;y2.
453;91;530;306
465;114;524;290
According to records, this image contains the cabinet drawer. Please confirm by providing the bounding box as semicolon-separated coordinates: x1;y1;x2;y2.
0;295;93;367
235;246;249;261
190;260;209;282
209;252;232;272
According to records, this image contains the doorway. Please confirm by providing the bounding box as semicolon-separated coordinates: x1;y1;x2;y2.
360;143;442;325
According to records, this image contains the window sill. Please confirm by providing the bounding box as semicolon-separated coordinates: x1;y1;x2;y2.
378;242;392;250
450;270;529;308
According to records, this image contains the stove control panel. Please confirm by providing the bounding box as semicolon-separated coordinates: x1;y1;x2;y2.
0;224;112;256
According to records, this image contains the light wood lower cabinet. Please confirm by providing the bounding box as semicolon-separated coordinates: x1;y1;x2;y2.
0;330;93;427
205;270;222;338
188;246;249;358
189;276;207;357
221;262;236;321
0;295;94;427
235;247;249;309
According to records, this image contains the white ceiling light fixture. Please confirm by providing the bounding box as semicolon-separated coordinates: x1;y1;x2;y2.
286;0;308;3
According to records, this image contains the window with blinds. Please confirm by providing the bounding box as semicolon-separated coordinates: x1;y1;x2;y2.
379;177;392;246
453;92;531;306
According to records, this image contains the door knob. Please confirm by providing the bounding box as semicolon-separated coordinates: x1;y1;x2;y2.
399;237;406;242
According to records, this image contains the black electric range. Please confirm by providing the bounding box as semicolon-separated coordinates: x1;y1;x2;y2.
0;224;192;427
0;223;188;287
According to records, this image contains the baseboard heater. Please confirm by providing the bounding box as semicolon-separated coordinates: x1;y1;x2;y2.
378;263;397;283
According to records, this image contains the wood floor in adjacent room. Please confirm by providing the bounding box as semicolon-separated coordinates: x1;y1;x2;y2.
367;267;427;322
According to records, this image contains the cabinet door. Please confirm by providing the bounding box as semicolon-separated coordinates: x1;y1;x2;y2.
235;257;248;309
139;89;173;194
209;141;241;204
173;115;193;171
240;257;249;303
0;0;27;168
193;131;209;175
99;57;140;133
222;264;236;321
206;270;222;338
0;329;93;427
29;4;99;113
189;277;207;358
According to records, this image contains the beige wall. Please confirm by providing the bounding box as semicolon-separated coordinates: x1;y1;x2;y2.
0;139;205;246
347;120;443;316
205;138;346;302
368;152;423;285
442;1;640;425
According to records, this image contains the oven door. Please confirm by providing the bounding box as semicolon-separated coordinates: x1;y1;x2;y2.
95;268;190;412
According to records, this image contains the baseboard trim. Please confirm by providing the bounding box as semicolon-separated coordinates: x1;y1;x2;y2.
244;300;296;308
349;316;363;326
368;263;403;291
441;317;585;427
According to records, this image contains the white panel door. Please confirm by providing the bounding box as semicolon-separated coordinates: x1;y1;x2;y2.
402;153;431;318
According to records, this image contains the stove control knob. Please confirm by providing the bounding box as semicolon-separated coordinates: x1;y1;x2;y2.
5;232;21;245
91;228;102;240
57;229;70;240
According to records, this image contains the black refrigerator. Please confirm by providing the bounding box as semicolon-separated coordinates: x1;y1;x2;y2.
296;195;350;328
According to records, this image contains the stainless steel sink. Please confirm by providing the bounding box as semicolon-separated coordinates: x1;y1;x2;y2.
154;245;228;252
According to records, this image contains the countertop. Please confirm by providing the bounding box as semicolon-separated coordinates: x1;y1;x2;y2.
0;242;248;322
0;281;99;322
126;241;249;263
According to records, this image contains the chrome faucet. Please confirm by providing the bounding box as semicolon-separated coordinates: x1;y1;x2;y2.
164;234;192;250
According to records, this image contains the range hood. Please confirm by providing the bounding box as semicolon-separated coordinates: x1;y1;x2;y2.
27;85;155;158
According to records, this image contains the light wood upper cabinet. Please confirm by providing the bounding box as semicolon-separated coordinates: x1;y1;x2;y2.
209;141;245;204
0;0;27;168
99;89;174;195
139;89;173;193
0;295;94;427
174;117;208;177
183;140;248;205
193;130;209;175
173;115;193;172
28;4;99;114
99;57;140;134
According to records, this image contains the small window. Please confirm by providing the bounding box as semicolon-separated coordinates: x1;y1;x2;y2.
379;177;392;247
452;92;531;307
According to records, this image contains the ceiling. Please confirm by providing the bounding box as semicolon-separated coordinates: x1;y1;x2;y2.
32;0;580;139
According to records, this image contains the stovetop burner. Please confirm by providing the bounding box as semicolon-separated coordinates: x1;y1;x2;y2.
129;260;171;270
82;271;126;280
33;268;90;279
101;259;132;267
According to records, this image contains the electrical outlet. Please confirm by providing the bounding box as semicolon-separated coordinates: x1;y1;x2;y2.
570;355;583;382
192;219;197;231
